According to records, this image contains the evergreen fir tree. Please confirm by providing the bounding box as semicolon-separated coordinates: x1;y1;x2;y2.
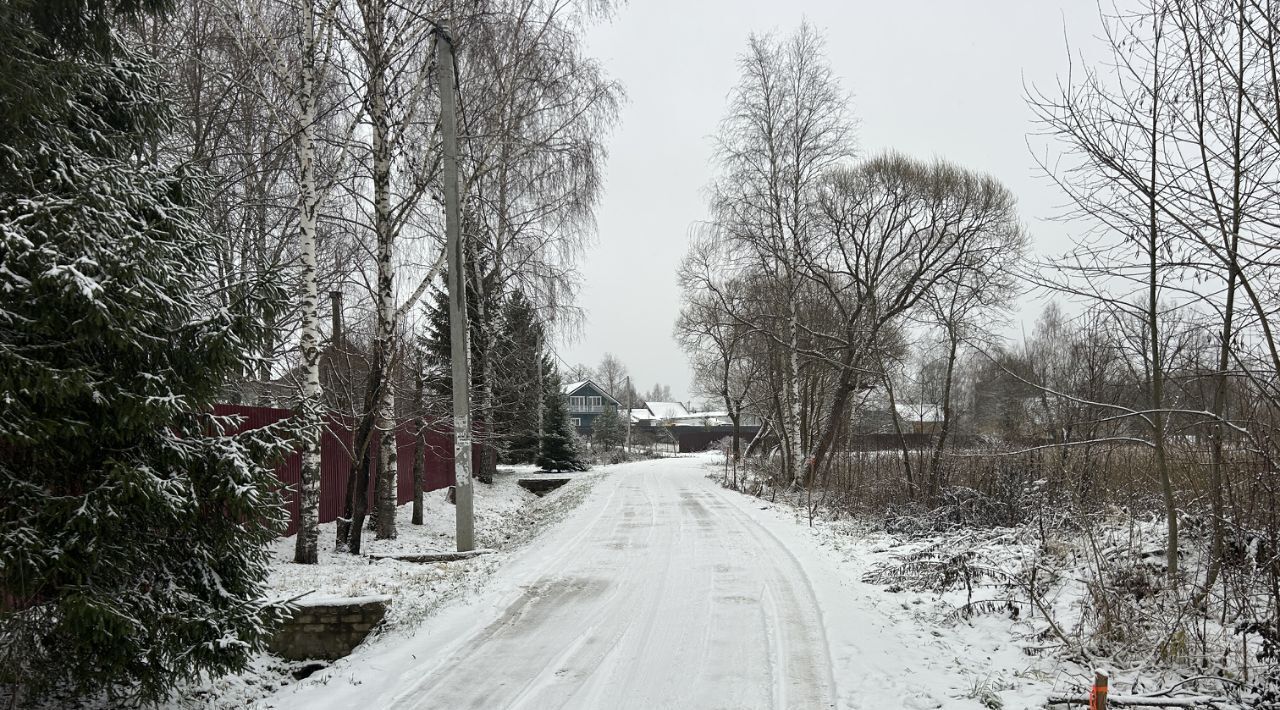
494;291;544;463
423;271;466;402
538;359;587;472
0;3;290;703
421;269;495;408
422;267;504;479
591;405;626;450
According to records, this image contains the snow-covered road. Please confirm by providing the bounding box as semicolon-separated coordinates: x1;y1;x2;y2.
268;455;984;709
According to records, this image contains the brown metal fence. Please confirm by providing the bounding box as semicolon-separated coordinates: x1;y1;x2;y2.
213;404;476;536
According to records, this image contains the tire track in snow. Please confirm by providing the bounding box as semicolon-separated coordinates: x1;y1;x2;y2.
694;485;837;708
284;458;839;710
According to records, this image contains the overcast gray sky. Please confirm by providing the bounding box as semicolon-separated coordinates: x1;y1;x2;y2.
562;0;1107;404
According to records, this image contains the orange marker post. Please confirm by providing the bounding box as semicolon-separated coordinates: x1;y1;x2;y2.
1089;670;1108;710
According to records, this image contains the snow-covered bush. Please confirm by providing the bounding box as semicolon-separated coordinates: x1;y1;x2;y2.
863;530;1030;620
0;5;290;705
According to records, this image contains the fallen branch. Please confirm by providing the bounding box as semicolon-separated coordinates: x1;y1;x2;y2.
366;549;496;563
263;589;317;606
1046;694;1230;707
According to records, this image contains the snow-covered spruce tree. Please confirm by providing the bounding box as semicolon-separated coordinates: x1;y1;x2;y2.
494;291;545;464
0;3;291;705
422;269;500;470
538;359;586;472
590;405;626;451
423;271;473;403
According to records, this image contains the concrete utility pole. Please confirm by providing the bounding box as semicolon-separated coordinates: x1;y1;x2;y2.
438;23;474;551
624;374;631;454
535;328;544;461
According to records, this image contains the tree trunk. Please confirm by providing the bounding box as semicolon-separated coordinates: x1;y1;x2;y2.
926;330;960;499
809;370;853;483
342;356;382;555
883;366;915;499
808;333;867;486
408;355;426;525
1147;54;1178;581
730;412;741;463
335;441;357;549
472;264;497;485
411;420;425;525
366;0;397;541
1148;145;1177;583
255;177;273;387
367;462;380;530
1200;217;1239;599
293;0;323;565
769;375;792;483
1193;4;1246;600
745;419;770;459
786;297;805;487
347;423;375;555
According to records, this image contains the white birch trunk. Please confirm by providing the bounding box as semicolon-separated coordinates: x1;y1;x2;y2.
368;0;398;540
293;0;323;565
786;276;805;487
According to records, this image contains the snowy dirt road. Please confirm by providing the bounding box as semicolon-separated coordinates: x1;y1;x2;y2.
268;456;988;710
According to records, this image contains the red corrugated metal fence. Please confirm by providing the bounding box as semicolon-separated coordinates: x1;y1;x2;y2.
213;404;478;536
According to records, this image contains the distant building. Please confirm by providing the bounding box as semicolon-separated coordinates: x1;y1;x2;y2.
233;291;373;416
643;401;690;420
658;410;730;427
624;401;763;452
562;380;620;436
629;402;760;428
629;408;659;427
895;403;944;435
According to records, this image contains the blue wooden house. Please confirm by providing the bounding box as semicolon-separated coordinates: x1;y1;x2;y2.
561;380;620;436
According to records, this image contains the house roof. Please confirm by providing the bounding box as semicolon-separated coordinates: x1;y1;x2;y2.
561;379;620;405
666;410;729;420
629;408;656;423
645;401;690;419
661;410;731;427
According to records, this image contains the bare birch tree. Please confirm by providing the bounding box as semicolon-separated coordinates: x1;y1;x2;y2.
711;21;854;486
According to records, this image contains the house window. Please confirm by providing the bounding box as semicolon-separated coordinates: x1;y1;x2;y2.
568;395;608;412
570;417;581;427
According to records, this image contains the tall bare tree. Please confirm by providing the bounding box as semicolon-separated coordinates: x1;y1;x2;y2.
710;21;854;485
676;239;762;462
804;155;1026;482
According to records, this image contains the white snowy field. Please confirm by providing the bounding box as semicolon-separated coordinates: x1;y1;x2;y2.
261;463;548;626
258;453;1059;710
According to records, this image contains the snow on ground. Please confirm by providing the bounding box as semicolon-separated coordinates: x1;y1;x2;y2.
714;457;1255;708
257;453;1044;710
170;453;1208;709
263;466;539;626
695;458;1067;709
162;465;604;709
721;473;1073;709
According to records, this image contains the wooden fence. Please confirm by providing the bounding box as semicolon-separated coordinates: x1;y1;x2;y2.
214;404;478;536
